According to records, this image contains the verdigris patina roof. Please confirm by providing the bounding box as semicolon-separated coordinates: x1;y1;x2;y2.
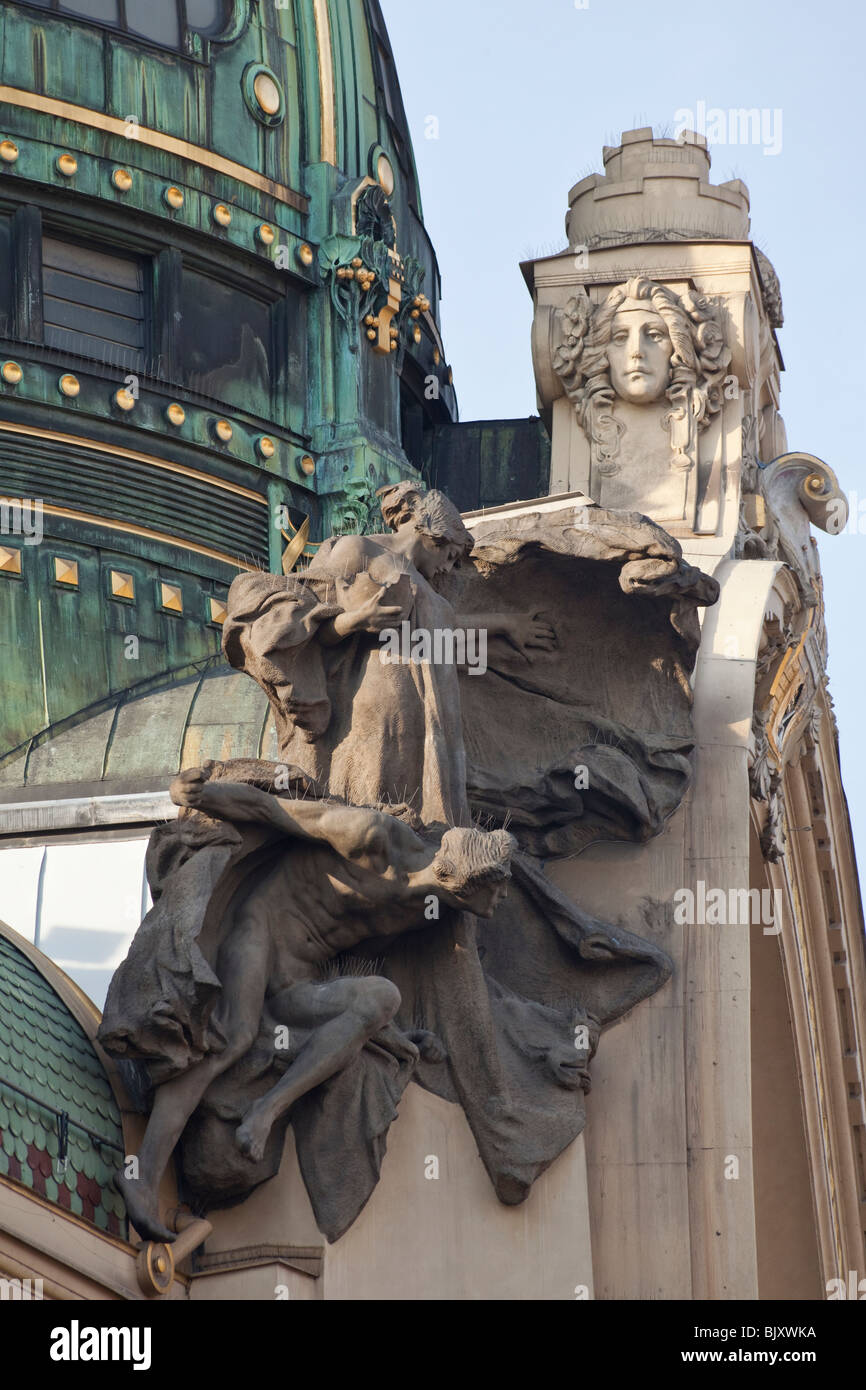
0;923;127;1237
0;659;273;802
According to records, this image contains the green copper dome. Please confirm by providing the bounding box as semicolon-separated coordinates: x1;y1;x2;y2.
0;0;457;755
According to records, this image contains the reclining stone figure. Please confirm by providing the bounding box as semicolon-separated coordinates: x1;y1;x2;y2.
104;763;514;1244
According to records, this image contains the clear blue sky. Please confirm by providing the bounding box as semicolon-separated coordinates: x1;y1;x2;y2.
382;0;866;887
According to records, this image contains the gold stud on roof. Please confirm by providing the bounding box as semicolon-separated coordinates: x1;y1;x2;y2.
54;558;79;587
110;570;135;600
160;582;183;613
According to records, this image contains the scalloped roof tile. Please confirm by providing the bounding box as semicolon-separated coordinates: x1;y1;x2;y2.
0;932;127;1239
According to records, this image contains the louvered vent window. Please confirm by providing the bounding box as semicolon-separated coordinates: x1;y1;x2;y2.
42;237;146;372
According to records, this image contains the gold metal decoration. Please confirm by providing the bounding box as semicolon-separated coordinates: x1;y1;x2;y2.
253;71;282;116
377;153;395;196
281;516;310;575
1;362;22;385
299;455;316;476
0;86;307;211
112;168;133;192
163;185;185;210
214;419;233;443
53;558;79;587
256;436;276;460
312;0;337;166
56;153;78;177
44;504;253;570
256;223;275;246
114;388;136;412
209;596;228;626
59;374;80;398
110;570;135;601
160;582;183;614
135;1242;174;1298
0;546;22;576
297;243;315;267
0;140;19;164
165;403;186;427
213;203;232;228
766;612;815;761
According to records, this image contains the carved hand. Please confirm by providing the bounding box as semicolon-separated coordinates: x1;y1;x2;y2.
333;588;406;638
498;611;557;663
170;767;208;809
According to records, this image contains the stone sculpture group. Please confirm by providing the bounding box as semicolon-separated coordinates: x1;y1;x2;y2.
99;470;719;1244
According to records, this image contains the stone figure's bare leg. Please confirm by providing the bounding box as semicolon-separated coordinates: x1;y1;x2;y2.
236;976;401;1163
117;913;271;1244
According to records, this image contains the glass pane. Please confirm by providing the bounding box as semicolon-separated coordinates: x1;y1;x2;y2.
125;0;180;47
180;269;271;410
37;841;149;1010
185;0;226;33
0;216;12;337
59;0;120;22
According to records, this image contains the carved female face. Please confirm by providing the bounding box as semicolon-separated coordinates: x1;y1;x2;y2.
412;531;463;581
607;308;674;404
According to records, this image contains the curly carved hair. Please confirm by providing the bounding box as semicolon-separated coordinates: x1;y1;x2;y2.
553;276;732;475
432;826;515;895
378;481;474;557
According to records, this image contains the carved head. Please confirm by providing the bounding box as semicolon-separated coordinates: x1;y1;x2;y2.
433;826;515;917
553;276;731;471
584;277;728;407
379;481;474;581
607;302;674;403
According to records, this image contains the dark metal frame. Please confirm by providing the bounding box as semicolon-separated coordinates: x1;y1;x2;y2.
7;0;233;55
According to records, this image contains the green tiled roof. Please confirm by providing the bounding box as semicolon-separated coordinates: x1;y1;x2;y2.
0;933;127;1238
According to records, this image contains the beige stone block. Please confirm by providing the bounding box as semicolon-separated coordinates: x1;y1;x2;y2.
686;745;750;862
322;1084;594;1301
585;1003;687;1166
687;1145;758;1300
681;916;751;996
692;658;756;746
695;560;779;662
684;985;753;1152
585;1160;692;1300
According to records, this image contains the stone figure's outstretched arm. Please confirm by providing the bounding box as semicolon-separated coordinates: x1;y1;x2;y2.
458;611;558;665
170;769;426;874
